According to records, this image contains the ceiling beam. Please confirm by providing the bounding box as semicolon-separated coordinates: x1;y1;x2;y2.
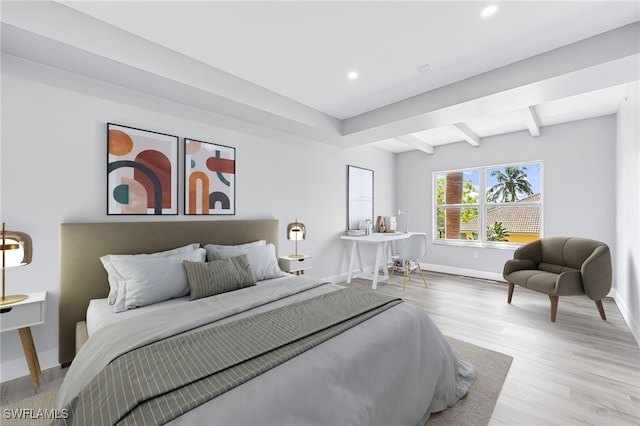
522;106;541;137
394;135;435;154
340;23;639;147
450;123;480;146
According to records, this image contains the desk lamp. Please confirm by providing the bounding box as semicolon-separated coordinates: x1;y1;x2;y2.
397;209;410;233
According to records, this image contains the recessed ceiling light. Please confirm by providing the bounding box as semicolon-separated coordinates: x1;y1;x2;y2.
347;71;359;80
481;4;498;17
417;63;435;73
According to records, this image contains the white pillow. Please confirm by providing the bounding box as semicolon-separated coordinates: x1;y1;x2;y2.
205;243;287;281
204;240;266;258
111;248;206;313
100;243;200;304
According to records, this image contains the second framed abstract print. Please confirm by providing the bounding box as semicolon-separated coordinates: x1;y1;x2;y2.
185;138;236;215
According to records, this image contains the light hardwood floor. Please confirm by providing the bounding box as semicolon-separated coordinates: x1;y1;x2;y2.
349;272;640;426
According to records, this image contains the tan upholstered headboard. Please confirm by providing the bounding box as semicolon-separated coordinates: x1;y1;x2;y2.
59;220;279;366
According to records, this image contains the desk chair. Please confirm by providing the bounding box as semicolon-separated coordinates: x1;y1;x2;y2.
390;234;428;290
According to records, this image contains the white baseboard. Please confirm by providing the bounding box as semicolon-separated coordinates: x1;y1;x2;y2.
0;348;59;383
323;272;349;284
609;288;640;347
421;263;504;282
325;263;504;285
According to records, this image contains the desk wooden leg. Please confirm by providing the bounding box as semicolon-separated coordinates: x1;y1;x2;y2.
18;327;41;390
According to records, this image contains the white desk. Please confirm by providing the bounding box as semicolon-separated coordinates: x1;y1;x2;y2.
341;233;424;289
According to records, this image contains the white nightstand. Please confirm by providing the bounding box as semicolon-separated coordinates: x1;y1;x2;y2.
0;291;46;389
279;255;312;275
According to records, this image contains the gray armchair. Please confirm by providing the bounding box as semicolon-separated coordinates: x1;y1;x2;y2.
503;237;612;322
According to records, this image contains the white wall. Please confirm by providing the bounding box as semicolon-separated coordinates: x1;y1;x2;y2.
396;116;617;280
614;82;640;345
2;57;634;382
0;69;396;381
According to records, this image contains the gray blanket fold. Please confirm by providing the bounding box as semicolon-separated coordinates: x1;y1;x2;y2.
56;286;402;426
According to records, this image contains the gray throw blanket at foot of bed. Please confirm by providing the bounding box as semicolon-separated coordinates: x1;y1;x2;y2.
56;287;402;426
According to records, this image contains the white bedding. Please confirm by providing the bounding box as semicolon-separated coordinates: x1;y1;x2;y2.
86;296;187;336
85;275;295;336
59;275;475;425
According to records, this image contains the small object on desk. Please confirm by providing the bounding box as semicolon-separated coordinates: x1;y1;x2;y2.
0;291;46;390
347;229;366;236
388;216;397;233
358;220;372;235
279;255;312;275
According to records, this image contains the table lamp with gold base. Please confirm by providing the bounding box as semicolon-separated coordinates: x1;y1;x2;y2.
287;219;306;258
1;222;32;305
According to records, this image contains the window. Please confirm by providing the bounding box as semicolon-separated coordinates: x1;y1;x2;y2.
434;162;542;246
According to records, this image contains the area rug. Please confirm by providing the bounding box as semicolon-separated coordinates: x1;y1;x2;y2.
1;387;58;426
1;338;511;426
427;337;513;426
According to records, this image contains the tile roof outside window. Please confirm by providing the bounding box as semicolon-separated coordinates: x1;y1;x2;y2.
460;193;541;235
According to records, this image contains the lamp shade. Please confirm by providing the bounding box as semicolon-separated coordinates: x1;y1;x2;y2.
1;223;32;305
1;231;32;267
287;221;306;241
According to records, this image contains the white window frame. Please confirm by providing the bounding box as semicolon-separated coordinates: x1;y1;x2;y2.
433;161;543;248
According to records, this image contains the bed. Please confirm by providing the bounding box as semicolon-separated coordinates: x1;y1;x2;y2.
56;220;475;425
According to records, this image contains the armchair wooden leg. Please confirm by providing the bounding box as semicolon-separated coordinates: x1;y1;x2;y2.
549;295;559;322
595;300;607;321
507;283;514;304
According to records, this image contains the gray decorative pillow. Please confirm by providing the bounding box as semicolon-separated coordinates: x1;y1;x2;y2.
204;243;287;281
184;255;256;300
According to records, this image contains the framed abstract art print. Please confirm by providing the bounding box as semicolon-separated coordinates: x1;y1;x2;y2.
184;138;236;215
107;123;178;215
